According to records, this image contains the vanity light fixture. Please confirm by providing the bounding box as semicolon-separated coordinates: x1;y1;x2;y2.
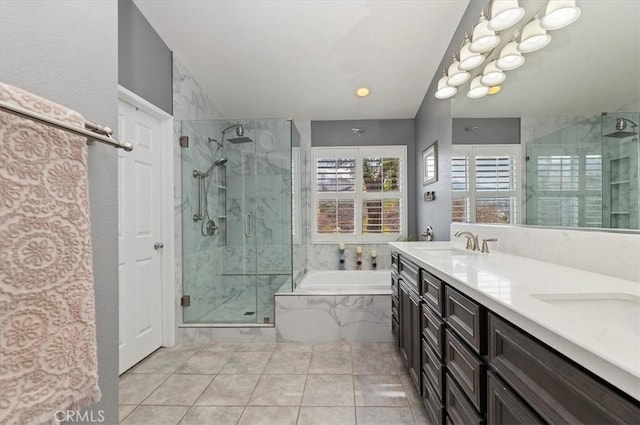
435;71;458;99
459;34;486;71
540;0;581;30
434;0;580;101
488;0;525;31
495;39;525;70
470;10;501;53
447;56;471;87
518;17;552;53
467;76;490;99
480;60;506;86
355;87;370;97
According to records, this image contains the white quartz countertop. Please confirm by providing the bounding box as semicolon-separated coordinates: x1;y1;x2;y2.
389;241;640;401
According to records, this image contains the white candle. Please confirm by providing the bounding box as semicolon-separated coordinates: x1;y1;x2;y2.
356;246;362;254
338;243;345;250
371;249;377;257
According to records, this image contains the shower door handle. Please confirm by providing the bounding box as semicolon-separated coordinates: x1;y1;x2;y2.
244;213;251;238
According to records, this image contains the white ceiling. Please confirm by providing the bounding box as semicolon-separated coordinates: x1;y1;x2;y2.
133;0;470;120
451;0;640;117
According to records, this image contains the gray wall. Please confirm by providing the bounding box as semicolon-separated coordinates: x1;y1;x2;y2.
0;1;119;423
311;119;417;235
119;0;173;114
414;0;485;241
453;118;520;144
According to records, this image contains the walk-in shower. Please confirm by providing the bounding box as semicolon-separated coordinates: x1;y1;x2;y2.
180;119;305;325
526;111;639;229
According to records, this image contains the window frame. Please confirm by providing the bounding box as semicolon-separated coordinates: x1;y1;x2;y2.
312;145;407;243
452;144;522;224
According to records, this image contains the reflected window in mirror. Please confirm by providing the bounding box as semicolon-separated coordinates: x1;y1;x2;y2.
452;145;521;224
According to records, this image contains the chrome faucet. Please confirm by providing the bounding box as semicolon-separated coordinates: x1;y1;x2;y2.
454;231;479;251
421;226;434;241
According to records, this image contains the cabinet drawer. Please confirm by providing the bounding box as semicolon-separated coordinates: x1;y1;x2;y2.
422;303;444;358
391;272;399;299
445;373;485;425
489;313;640;425
487;371;545;425
399;256;419;289
422;373;445;425
421;270;444;314
391;302;398;321
445;330;486;413
423;338;445;401
445;286;485;354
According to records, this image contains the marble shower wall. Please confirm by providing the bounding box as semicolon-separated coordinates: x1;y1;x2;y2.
173;58;222;327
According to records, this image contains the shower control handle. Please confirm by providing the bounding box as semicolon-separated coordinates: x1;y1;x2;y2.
244;213;251;238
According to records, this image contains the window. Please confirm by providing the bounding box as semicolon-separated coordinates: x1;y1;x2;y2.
312;146;407;242
452;145;521;224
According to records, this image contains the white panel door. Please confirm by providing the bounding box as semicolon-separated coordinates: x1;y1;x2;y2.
118;99;163;374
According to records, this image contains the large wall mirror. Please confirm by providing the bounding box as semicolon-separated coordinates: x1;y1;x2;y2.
451;0;639;230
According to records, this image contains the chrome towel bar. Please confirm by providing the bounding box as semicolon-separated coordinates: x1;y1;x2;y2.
0;100;133;151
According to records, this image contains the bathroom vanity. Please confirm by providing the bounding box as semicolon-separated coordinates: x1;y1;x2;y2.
389;242;640;425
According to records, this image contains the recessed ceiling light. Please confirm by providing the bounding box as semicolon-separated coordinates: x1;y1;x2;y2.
356;87;370;97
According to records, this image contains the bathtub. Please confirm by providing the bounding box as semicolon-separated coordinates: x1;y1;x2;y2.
295;270;391;294
275;270;393;343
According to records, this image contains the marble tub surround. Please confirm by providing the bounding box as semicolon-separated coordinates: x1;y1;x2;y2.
390;241;640;400
275;294;393;343
119;342;431;425
450;223;640;282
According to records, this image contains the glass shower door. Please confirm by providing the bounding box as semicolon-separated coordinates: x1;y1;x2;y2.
221;124;259;322
180;119;259;324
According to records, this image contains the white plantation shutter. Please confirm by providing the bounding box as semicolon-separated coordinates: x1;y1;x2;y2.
313;146;406;242
452;145;521;224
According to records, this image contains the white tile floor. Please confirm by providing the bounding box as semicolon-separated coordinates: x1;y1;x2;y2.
119;342;434;425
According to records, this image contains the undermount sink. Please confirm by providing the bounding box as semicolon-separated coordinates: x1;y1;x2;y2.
411;246;477;256
531;292;640;334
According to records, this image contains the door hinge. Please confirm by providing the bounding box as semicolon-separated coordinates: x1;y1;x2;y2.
179;136;189;148
181;295;191;307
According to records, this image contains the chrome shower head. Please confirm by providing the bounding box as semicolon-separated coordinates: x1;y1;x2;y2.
222;124;244;137
227;136;254;144
616;117;638;131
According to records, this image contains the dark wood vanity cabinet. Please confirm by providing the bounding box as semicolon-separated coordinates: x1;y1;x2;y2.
391;270;399;347
489;314;640;425
390;252;640;425
396;254;423;393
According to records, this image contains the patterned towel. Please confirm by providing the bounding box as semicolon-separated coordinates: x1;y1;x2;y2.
0;83;101;425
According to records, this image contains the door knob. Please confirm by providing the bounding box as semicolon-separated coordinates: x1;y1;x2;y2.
154;242;164;250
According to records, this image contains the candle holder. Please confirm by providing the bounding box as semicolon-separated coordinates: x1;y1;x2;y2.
371;252;377;270
356;251;362;270
339;248;345;270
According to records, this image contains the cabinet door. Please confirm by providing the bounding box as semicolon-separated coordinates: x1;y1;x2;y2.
409;289;422;391
399;281;412;367
487;372;545;425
